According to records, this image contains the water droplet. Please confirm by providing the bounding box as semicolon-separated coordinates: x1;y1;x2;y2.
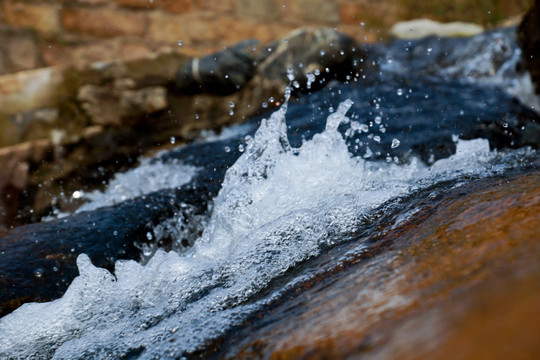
262;102;268;109
113;230;118;236
72;190;82;199
375;116;382;124
170;136;176;144
320;50;326;56
34;268;44;278
426;47;433;55
360;22;365;27
146;232;153;240
177;40;183;46
396;88;403;96
373;135;381;143
229;101;235;108
238;144;245;152
391;138;401;148
229;110;234;116
224;146;231;153
287;67;295;81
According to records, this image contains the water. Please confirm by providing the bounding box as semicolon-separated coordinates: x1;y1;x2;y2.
0;27;539;359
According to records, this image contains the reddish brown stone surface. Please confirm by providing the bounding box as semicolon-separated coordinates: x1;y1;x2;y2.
218;170;540;359
2;1;60;36
116;0;157;9
62;7;147;38
161;0;193;14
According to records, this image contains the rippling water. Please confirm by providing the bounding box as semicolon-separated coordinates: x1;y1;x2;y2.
0;27;538;359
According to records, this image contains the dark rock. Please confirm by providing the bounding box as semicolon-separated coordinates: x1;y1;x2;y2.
0;137;243;317
257;27;362;93
175;40;259;95
518;0;540;94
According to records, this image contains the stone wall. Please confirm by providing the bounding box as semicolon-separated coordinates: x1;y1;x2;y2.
0;0;532;75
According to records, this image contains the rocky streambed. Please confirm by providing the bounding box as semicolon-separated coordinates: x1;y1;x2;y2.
0;3;540;359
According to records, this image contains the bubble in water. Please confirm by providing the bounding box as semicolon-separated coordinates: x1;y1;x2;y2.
391;138;401;148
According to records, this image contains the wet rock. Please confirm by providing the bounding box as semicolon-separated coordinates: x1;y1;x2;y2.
518;0;540;94
0;140;52;227
175;40;259;95
0;137;242;317
389;19;484;39
214;169;540;360
77;82;168;126
256;27;362;93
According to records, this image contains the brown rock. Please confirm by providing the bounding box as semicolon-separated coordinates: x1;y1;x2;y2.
194;0;236;12
120;40;154;61
0;67;64;115
1;29;43;72
294;0;341;23
147;12;186;44
161;0;193;14
78;82;167;126
339;2;366;25
2;1;60;36
219;171;540;359
70;40;120;67
216;16;260;45
237;0;279;21
77;0;110;4
0;139;52;226
183;13;219;44
62;7;147;38
116;0;158;9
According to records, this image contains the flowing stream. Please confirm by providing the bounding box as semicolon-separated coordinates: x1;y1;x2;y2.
0;27;538;359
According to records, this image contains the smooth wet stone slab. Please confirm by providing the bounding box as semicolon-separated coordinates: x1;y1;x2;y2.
215;170;540;359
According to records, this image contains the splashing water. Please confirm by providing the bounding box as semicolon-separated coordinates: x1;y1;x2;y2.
0;96;528;358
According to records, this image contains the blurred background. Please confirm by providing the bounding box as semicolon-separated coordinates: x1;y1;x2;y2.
0;0;533;75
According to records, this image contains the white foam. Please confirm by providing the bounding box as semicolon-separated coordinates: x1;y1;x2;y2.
75;157;198;213
0;101;518;359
